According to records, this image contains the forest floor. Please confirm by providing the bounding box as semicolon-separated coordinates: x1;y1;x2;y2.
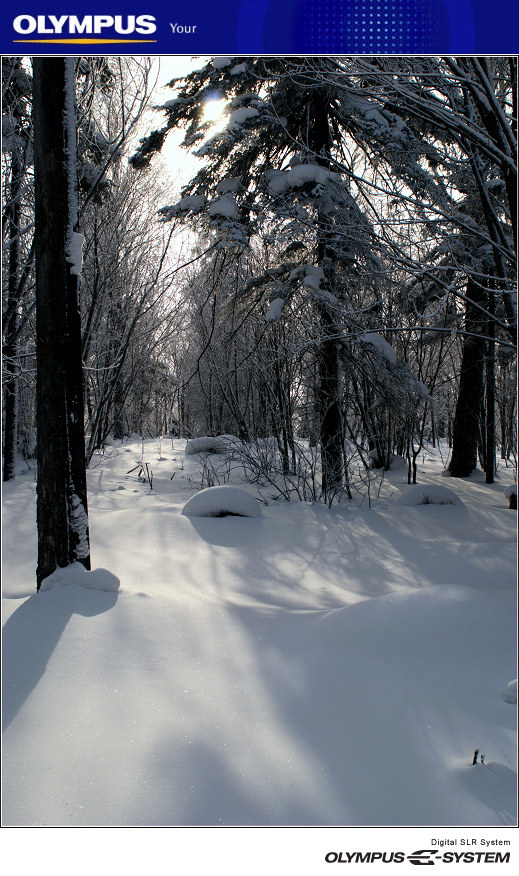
2;437;517;827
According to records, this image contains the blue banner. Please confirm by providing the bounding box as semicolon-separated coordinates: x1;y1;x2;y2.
1;0;518;54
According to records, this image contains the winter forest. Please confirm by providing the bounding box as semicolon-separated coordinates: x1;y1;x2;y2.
2;56;517;827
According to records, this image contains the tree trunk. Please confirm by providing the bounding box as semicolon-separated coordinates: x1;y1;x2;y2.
2;148;21;481
449;280;486;478
33;58;90;590
309;89;344;501
485;299;496;484
318;304;344;500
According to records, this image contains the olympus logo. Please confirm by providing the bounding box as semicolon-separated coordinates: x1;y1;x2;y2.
13;14;157;37
324;849;511;866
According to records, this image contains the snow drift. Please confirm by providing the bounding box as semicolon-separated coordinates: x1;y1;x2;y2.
2;438;516;827
397;484;464;506
182;485;261;518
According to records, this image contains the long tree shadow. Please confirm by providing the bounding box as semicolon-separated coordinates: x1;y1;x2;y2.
2;579;119;732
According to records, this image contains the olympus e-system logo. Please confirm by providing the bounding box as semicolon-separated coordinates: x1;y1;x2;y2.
13;14;157;41
325;849;511;865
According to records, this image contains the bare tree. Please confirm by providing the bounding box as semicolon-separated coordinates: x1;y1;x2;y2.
2;58;34;481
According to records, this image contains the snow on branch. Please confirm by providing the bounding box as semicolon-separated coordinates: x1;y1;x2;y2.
265;164;341;195
216;177;242;194
211;57;234;70
228;107;259;128
265;297;285;321
158;194;207;219
208;193;238;219
359;331;397;364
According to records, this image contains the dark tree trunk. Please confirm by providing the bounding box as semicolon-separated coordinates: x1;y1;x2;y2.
317;304;344;500
33;58;90;590
449;280;486;478
485;300;496;484
309;89;344;501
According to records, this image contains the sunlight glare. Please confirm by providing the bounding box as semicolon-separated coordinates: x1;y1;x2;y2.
203;99;226;124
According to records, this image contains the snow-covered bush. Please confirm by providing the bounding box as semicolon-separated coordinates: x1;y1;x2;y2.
234;436;326;503
184;435;240;456
397;484;463;506
181;485;261;518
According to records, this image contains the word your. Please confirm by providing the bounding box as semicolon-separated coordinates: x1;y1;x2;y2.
13;15;156;35
169;23;198;33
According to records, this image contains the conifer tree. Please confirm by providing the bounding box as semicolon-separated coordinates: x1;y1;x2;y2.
132;58;378;499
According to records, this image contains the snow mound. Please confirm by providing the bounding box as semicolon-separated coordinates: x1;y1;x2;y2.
184;435;239;455
181;486;261;518
502;679;517;704
397;484;464;506
40;561;120;592
504;484;517;499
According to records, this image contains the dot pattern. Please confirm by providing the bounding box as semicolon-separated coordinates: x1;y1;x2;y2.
289;0;450;53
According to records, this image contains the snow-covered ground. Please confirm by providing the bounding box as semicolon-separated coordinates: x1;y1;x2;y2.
2;437;517;827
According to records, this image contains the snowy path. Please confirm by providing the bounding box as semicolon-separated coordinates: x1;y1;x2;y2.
2;440;517;825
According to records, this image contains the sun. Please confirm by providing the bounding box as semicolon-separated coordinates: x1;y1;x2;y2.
202;99;226;124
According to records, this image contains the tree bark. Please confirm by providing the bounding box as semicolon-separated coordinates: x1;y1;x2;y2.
485;293;496;484
317;304;344;500
33;58;90;589
449;280;486;478
309;88;344;501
